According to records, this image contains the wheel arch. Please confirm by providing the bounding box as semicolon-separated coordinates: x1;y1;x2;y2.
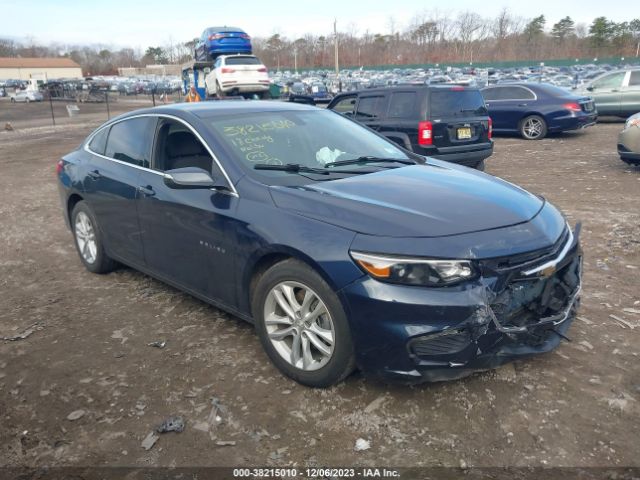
243;246;345;317
66;193;84;226
519;111;546;124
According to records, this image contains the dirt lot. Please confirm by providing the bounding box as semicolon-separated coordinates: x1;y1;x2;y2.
0;109;639;473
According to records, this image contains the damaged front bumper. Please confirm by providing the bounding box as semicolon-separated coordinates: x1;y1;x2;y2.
340;223;583;384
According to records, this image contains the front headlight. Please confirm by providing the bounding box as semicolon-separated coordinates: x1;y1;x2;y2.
350;251;477;287
625;117;640;130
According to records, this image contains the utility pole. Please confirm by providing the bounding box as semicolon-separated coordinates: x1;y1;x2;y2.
334;18;339;76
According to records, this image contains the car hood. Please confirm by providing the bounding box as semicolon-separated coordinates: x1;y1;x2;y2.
269;164;545;238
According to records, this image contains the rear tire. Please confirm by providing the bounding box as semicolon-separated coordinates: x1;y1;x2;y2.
252;259;356;387
474;160;486;171
71;201;117;274
519;115;547;140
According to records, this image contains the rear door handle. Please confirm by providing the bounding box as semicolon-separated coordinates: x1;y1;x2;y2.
87;169;101;180
517;103;528;107
137;185;155;197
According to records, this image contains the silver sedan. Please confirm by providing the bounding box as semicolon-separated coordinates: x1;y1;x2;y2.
9;90;44;103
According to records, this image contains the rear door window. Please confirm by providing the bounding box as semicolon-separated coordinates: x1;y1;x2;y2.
481;88;501;101
429;89;487;118
482;86;533;101
355;96;385;120
105;117;155;168
592;72;625;90
388;92;417;118
501;86;535;100
331;95;356;116
88;127;109;155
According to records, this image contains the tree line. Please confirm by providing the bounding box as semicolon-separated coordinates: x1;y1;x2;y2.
1;11;638;75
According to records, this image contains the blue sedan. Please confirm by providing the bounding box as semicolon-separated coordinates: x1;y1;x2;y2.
481;83;597;140
57;101;582;387
195;26;252;61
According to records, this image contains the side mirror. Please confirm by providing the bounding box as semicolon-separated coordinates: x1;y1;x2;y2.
163;167;220;189
586;85;594;92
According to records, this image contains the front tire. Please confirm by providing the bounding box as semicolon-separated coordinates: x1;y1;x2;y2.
252;259;356;387
71;201;117;274
519;115;547;140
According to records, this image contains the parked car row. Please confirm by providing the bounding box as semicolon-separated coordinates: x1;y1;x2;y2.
271;65;640;120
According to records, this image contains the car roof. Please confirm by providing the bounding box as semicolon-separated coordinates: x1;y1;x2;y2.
333;84;478;97
482;83;537;88
117;100;319;121
206;26;245;32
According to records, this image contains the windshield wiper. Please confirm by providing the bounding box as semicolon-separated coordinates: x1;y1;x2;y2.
253;163;365;175
324;156;417;168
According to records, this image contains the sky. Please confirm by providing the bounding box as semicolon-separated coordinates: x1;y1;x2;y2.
0;0;633;51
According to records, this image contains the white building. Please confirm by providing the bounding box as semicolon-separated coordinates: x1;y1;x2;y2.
0;57;83;81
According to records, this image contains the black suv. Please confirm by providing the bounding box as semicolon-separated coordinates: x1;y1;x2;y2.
327;86;493;169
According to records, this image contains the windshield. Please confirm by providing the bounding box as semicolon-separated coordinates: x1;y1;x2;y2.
429;89;488;118
207;110;410;183
225;56;261;65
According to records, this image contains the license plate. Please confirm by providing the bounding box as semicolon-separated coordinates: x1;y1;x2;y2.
457;127;472;139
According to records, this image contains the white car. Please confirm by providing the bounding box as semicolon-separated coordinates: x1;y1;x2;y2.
10;90;44;103
205;55;270;98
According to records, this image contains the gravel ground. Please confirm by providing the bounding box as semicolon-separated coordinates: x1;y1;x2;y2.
0;117;639;470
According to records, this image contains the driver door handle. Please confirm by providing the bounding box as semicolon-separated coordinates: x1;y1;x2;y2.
87;169;101;180
137;185;155;197
517;103;528;107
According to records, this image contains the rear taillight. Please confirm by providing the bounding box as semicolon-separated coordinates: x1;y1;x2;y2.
488;117;493;140
221;67;235;74
257;67;268;73
564;102;581;112
450;86;464;91
418;121;433;146
56;160;64;175
208;33;224;41
239;33;250;39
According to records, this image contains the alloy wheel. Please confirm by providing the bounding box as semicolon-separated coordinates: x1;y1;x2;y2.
263;281;335;371
522;117;544;139
75;211;97;264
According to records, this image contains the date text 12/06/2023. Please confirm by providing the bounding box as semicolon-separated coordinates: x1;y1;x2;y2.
232;468;401;478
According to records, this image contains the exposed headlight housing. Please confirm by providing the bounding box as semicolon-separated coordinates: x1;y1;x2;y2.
350;251;477;287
